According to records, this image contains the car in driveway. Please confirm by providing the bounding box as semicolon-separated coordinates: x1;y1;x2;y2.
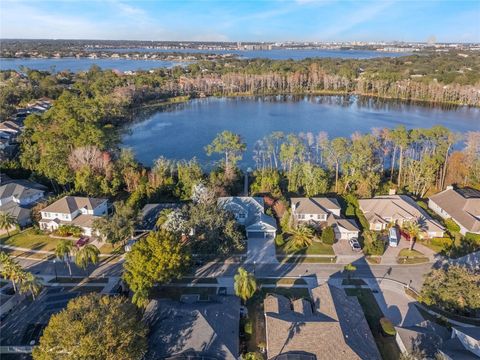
349;238;361;251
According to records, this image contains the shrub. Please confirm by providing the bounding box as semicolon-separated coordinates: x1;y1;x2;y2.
465;232;480;243
380;317;396;336
275;234;285;247
444;218;461;233
321;226;335;245
279;208;292;233
244;319;253;336
363;230;385;256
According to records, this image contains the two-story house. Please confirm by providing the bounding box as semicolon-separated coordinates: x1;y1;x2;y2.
218;197;277;239
0;180;46;227
291;197;360;240
359;195;445;238
429;186;480;235
39;196;108;237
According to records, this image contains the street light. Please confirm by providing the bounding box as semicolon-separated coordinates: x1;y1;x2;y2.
253;261;256;276
53;259;58;282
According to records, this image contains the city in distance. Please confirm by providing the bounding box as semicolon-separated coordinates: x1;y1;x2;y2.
0;1;479;360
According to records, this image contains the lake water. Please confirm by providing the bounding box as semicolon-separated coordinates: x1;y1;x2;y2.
121;96;480;168
0;57;184;72
0;49;408;72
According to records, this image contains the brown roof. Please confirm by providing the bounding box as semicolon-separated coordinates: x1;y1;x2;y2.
291;197;341;215
359;195;444;233
327;213;360;232
41;196;106;215
264;284;380;360
430;188;480;233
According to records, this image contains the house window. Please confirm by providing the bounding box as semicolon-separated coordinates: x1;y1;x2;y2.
238;213;246;219
375;223;382;230
298;214;306;220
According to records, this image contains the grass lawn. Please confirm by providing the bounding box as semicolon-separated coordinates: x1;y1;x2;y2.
366;256;382;264
150;286;218;301
98;243;125;255
1;248;53;260
0;228;63;252
345;288;400;360
279;241;334;256
397;248;429;264
279;256;337;264
258;278;307;286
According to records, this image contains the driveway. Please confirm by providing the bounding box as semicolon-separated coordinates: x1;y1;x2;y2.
381;238;436;265
245;234;278;264
373;280;425;327
333;240;363;264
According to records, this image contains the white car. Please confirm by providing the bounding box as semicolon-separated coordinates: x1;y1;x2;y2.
349;238;361;252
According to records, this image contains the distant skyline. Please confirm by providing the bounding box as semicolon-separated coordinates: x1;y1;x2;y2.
0;0;479;43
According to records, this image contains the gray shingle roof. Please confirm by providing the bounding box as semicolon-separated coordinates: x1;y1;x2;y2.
218;196;277;231
291;197;341;215
264;284;381;360
41;196;106;215
430;188;480;233
143;296;240;360
0;180;45;202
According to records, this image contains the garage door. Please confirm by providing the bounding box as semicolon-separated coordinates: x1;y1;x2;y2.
248;231;265;239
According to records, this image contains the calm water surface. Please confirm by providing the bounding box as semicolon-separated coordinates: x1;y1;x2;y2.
122;96;480;167
0;49;408;72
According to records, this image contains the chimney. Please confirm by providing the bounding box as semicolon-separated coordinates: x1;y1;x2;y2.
389;189;397;195
446;185;454;190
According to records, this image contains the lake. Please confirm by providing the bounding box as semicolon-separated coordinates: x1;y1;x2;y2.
0;49;408;72
0;57;184;72
121;96;480;168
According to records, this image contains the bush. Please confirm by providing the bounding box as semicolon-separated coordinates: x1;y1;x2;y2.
279;208;292;233
465;232;480;243
380;317;396;336
321;226;335;245
244;319;253;336
363;230;385;256
444;218;461;233
275;234;285;247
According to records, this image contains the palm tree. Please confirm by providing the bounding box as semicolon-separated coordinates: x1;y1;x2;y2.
19;272;42;300
0;252;22;292
55;240;73;276
285;225;315;252
0;212;17;236
403;220;422;251
74;244;100;271
234;267;257;303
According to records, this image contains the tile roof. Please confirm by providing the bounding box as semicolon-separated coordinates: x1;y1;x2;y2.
41;196;106;215
143;296;240;360
291;197;341;215
430;188;480;233
264;284;380;360
359;195;444;233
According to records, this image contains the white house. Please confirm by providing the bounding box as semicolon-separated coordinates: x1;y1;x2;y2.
39;196;108;237
291;197;359;240
429;187;480;235
218;197;277;239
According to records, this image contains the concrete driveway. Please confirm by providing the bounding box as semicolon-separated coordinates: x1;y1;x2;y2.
373;280;425;326
245;234;278;264
381;238;436;264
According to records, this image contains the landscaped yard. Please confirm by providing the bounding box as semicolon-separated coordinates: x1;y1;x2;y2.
257;277;307;286
278;255;337;264
0;228;63;252
396;248;429;264
278;240;335;256
345;288;400;360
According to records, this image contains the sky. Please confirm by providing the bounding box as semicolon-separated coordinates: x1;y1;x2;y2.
0;0;479;43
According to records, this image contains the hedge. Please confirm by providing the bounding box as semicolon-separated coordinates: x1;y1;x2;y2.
380;317;396;336
321;226;335;245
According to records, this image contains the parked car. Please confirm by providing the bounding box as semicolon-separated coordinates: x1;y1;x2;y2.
349;238;361;251
389;226;400;247
75;237;89;248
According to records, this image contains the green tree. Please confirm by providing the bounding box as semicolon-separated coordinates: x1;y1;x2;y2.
363;230;384;255
0;251;24;293
344;263;357;280
420;265;480;315
32;293;147;360
175;159;204;200
234;267;257;303
19;272;42;300
0;212;17;236
403;220;422;251
285;225;315;252
205;131;246;174
321;226;335;245
323;137;349;193
123;230;189;307
55;240;74;277
74;244;100;271
93;202;137;245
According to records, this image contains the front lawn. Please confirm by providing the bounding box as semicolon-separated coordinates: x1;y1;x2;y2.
345;288;400;360
397;248;429;264
278;255;337;264
278;240;334;256
0;228;62;252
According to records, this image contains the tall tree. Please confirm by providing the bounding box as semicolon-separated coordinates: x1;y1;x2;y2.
234;267;257;303
205;131;246;175
74;244;100;271
403;220;422;251
123;230;189;307
285;225;315;252
55;240;74;277
0;212;17;236
32;294;148;360
19;272;42;300
93;202;137;245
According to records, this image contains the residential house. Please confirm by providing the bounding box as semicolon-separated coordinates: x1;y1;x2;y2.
429;187;480;235
359;195;445;238
291;197;360;240
439;327;480;360
143;295;240;360
0;180;46;227
218;197;277;238
39;196;108;237
264;283;381;360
